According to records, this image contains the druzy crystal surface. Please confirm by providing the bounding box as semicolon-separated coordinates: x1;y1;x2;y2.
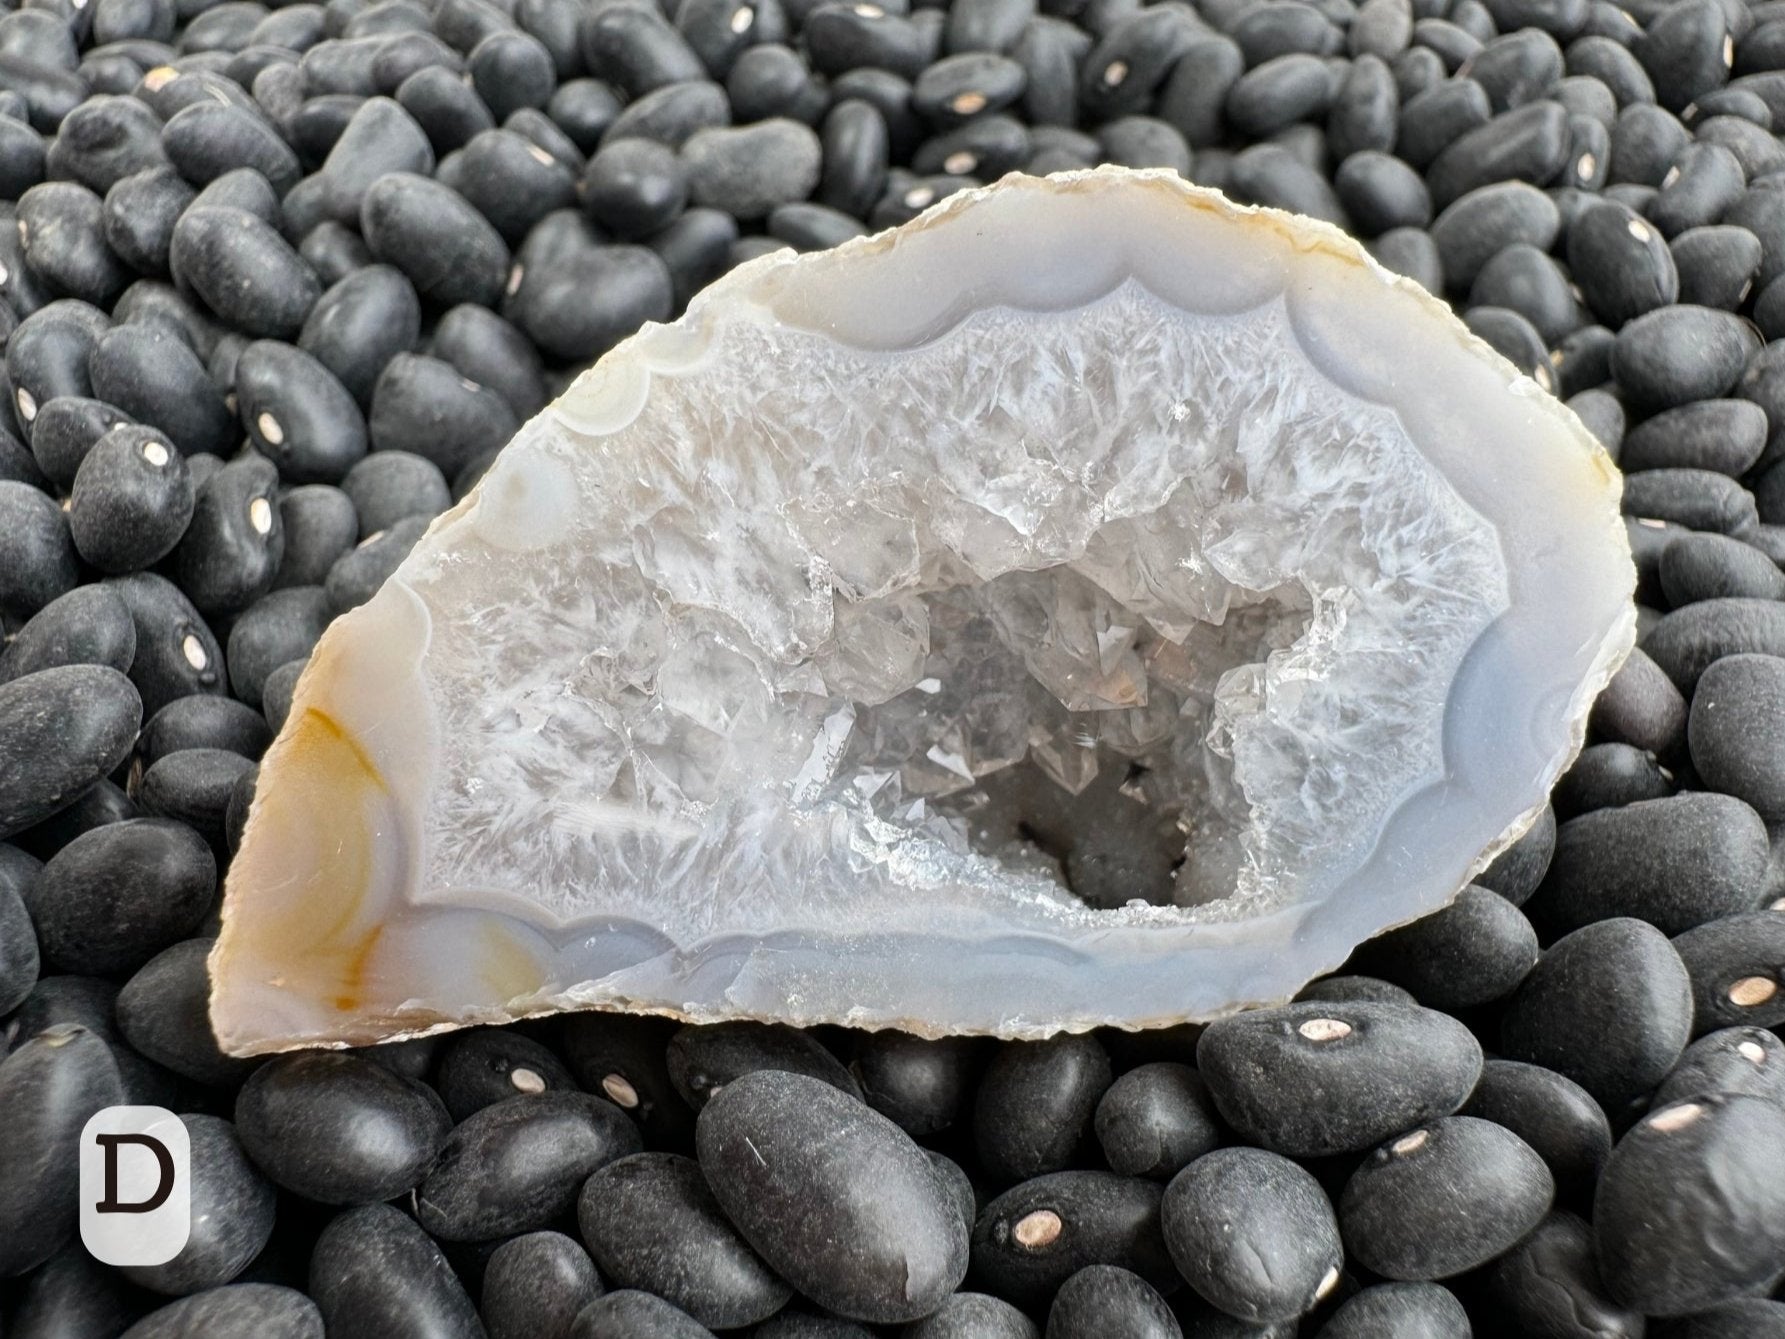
211;168;1635;1056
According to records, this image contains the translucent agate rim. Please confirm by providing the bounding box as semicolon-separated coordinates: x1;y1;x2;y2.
210;167;1636;1055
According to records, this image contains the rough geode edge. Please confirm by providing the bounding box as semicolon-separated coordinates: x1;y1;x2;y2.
209;167;1636;1055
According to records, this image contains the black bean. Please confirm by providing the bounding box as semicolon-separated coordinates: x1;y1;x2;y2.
679;117;821;220
1653;1026;1785;1106
1555;740;1676;813
46;93;166;193
1610;101;1692;186
1470;241;1583;342
171;452;282;613
1685;653;1785;818
323;512;424;610
1568;392;1626;456
312;94;434;224
1338;1116;1554;1280
1469;28;1566;109
1464;305;1552;386
114;278;219;356
1296;973;1420;1006
833;1032;975;1140
1568;33;1656;107
1476;1210;1643;1338
1656;1299;1785;1337
1555;69;1619;124
543;79;618;155
366;351;517;477
662;1019;858;1111
169;205;321;339
122;1284;323;1338
426;1030;569;1122
88;321;236;456
1644;596;1785;694
1150;33;1237;150
0;52;86;132
478;1232;603;1339
337;450;446;536
0;111;45;202
1427;98;1571;207
66;423;190;573
506;210;672;360
161;98;298;192
0;484;75;624
1623;397;1767;476
911;52;1023;128
1594;1093;1785;1315
1044;1265;1173;1339
1633;0;1732;110
414;1091;641;1241
1611;302;1758;410
189;163;281;225
1463;1058;1612;1203
605;78;731;149
1665;533;1785;605
912;113;1028;177
1221;52;1333;139
105;570;225;712
1566;199;1678;325
1314;1282;1469;1339
0;664;141;840
1428;179;1559;290
121;1114;275;1296
1723;185;1785;298
137;746;251;847
139;692;268;761
395;62;493;153
267;487;353;595
15;180;130;306
309;1203;483;1339
234;342;366;484
7;301;108;433
224;585;329;708
570;1290;715;1339
235;1050;450;1202
297;263;421;408
1163;1147;1340;1323
1197;1000;1481;1159
969;1170;1174;1311
359;170;509;308
1624;466;1758;535
1348;884;1538;1008
580;4;704;96
468;29;553;121
1563;112;1612;187
897;1292;1035;1338
9;1245;147;1339
581;136;688;238
0;1024;125;1276
1224;141;1347;225
0;584;134;683
1367;224;1443;289
1414;18;1483;71
1501;917;1695;1110
1650;142;1746;241
1350;0;1413;57
1330;149;1428;234
1325;56;1395;161
968;1034;1109;1185
1672;910;1785;1035
550;1012;685;1147
1088;1062;1219;1183
577;1151;790;1328
698;1070;968;1323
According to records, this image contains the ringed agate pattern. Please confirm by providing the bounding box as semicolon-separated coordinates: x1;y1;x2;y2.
210;167;1635;1056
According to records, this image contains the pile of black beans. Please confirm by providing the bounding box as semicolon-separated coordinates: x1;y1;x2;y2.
4;0;1785;1330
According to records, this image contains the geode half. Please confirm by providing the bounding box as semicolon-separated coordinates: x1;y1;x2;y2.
210;167;1635;1056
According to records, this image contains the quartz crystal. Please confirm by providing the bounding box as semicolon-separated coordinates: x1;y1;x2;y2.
210;167;1636;1056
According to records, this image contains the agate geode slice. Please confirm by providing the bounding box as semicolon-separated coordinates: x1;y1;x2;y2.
211;167;1635;1055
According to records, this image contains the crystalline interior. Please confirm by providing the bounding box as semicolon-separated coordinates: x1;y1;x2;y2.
210;169;1635;1055
420;288;1507;932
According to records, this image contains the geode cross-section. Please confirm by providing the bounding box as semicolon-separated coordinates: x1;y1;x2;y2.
211;167;1635;1056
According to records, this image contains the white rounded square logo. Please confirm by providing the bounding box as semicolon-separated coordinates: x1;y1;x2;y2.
79;1106;191;1267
